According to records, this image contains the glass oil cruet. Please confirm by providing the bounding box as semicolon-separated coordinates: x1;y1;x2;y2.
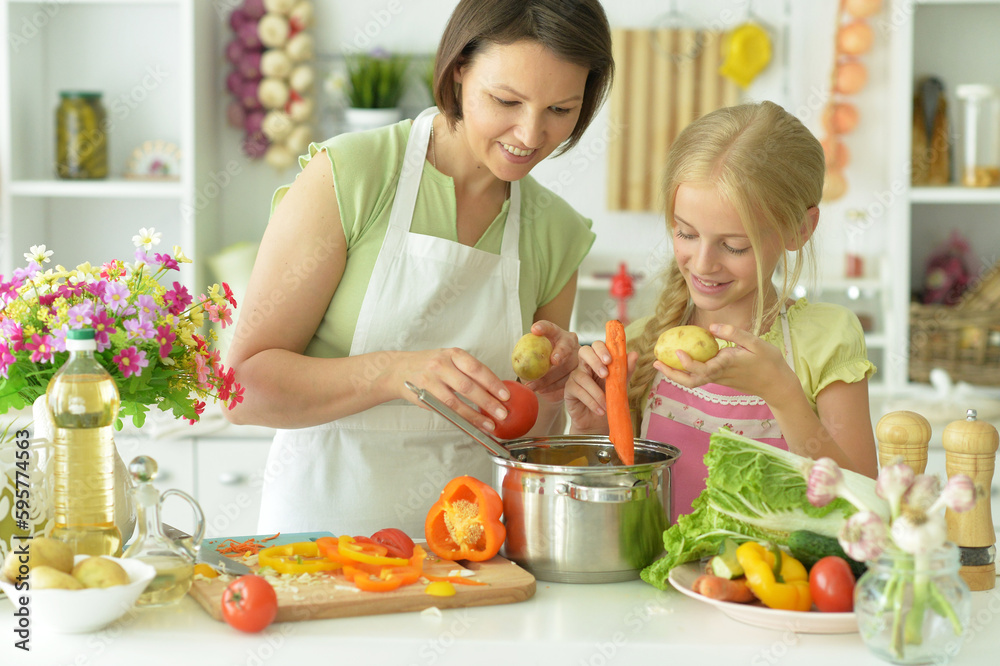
123;455;205;607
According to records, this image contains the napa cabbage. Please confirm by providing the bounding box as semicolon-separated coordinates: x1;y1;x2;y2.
640;429;887;590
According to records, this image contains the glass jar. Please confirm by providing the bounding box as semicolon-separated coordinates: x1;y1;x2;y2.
55;91;108;179
955;84;1000;187
855;543;971;665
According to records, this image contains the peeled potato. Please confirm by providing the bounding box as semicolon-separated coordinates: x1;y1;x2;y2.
654;325;720;370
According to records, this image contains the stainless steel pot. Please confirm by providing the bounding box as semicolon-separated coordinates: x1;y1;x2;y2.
492;435;680;583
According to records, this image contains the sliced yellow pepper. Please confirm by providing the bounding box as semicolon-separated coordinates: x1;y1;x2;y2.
258;541;343;575
736;541;812;612
337;535;409;567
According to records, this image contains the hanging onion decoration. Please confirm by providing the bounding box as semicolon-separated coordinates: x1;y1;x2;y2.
225;0;316;170
821;0;882;202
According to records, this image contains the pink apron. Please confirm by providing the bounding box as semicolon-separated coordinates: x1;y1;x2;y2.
640;309;793;523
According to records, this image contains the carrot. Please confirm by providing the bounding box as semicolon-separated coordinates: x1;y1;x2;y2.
692;574;757;604
605;319;634;465
215;532;281;556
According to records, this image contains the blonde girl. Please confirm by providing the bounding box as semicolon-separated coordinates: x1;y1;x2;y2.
565;101;878;522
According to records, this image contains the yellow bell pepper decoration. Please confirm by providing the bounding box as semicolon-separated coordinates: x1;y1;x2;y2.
736;541;812;612
258;541;343;575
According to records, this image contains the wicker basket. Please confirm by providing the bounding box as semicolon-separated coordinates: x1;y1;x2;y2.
909;263;1000;385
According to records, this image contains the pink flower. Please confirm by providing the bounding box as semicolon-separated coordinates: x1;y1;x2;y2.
222;282;237;307
25;334;56;363
206;301;233;327
163;281;192;315
228;383;245;410
66;302;94;328
123;318;155;340
155;324;175;358
112;346;148;378
135;294;163;323
0;343;15;378
194;354;211;388
91;309;117;351
154;252;179;271
102;281;135;315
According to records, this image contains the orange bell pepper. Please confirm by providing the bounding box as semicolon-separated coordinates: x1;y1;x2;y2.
424;475;506;562
345;545;427;592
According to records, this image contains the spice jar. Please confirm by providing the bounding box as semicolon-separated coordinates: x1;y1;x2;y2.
955;84;1000;187
55;91;108;179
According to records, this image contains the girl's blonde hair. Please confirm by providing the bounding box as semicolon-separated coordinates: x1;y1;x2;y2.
627;101;825;422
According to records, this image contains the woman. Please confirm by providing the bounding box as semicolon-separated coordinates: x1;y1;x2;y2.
225;0;614;536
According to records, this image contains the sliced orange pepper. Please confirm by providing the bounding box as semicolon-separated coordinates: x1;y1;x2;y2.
257;541;343;574
425;475;506;562
344;545;427;592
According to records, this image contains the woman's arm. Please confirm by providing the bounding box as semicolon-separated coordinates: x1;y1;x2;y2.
224;151;511;431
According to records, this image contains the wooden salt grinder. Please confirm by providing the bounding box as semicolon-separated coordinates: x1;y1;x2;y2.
943;409;999;591
876;410;931;473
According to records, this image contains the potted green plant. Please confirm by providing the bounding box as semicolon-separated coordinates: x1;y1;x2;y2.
343;49;410;131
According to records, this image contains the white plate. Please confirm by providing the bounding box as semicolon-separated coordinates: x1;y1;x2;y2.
667;561;858;634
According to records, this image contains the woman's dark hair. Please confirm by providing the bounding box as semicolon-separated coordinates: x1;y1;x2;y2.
434;0;614;154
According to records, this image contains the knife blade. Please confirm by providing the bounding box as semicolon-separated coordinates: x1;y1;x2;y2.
161;523;253;576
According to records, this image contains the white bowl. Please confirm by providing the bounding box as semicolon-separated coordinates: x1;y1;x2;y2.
0;555;156;633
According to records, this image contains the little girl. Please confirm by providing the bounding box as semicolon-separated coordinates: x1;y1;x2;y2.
566;101;878;522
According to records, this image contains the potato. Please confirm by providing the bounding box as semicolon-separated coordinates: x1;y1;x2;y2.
511;333;552;381
71;556;130;589
2;536;74;580
31;565;85;590
654;325;720;370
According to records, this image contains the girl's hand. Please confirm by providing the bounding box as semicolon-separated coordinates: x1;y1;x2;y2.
521;320;580;403
654;324;797;402
565;341;638;435
393;347;511;434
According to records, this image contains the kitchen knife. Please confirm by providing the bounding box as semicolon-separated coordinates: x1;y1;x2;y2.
161;523;253;576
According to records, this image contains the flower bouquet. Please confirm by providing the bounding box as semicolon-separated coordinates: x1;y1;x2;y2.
806;458;976;664
0;227;243;429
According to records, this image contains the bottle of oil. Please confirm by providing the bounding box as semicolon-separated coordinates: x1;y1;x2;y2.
47;327;122;556
124;455;205;607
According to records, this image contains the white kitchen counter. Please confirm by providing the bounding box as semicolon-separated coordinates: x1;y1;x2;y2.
3;576;999;666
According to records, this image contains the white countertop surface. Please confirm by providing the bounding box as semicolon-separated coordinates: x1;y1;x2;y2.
3;575;999;665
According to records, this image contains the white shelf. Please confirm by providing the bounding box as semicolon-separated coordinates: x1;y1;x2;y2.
8;179;184;199
910;186;1000;204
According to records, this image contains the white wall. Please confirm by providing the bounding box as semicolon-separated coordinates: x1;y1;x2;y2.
211;0;891;286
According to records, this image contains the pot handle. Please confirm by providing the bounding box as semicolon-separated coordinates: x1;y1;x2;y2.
555;479;655;503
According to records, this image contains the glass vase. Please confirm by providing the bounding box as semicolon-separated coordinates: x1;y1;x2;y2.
855;542;971;665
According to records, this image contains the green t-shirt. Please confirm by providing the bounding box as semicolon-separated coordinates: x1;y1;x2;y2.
270;119;596;359
627;299;876;413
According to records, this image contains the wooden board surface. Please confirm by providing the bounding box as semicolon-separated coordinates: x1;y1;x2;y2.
189;546;536;623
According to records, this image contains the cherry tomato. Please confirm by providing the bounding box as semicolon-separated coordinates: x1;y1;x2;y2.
809;556;856;612
370;528;415;559
221;575;278;633
491;380;539;440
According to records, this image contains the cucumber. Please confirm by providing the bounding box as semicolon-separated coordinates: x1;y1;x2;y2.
787;530;867;579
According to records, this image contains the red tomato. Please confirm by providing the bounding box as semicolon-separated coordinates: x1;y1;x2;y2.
221;575;278;633
491;380;539;440
370;528;415;559
809;556;856;612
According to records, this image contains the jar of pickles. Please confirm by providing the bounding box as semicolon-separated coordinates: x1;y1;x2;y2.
56;91;108;179
956;84;1000;187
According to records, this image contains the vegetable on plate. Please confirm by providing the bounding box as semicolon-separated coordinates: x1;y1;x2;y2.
737;541;812;612
425;475;506;562
691;574;755;603
808;555;856;613
640;429;888;590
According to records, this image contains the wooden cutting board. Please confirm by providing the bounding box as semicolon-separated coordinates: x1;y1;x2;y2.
189;535;536;623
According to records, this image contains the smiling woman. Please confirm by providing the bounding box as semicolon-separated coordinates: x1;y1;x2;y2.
223;0;615;537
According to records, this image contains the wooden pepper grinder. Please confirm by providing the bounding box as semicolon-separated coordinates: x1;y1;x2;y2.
942;409;999;591
876;410;932;473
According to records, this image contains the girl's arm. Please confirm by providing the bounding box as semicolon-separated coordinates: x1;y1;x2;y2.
658;324;878;477
224;150;511;432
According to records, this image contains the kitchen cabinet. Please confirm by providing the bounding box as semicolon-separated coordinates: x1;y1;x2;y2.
886;0;1000;392
0;0;219;293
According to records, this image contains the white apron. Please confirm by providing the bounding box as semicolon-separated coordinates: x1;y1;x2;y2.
257;108;523;537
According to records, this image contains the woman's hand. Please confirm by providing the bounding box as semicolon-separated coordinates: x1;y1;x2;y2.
565;341;637;435
654;324;798;402
391;347;513;434
520;319;580;404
